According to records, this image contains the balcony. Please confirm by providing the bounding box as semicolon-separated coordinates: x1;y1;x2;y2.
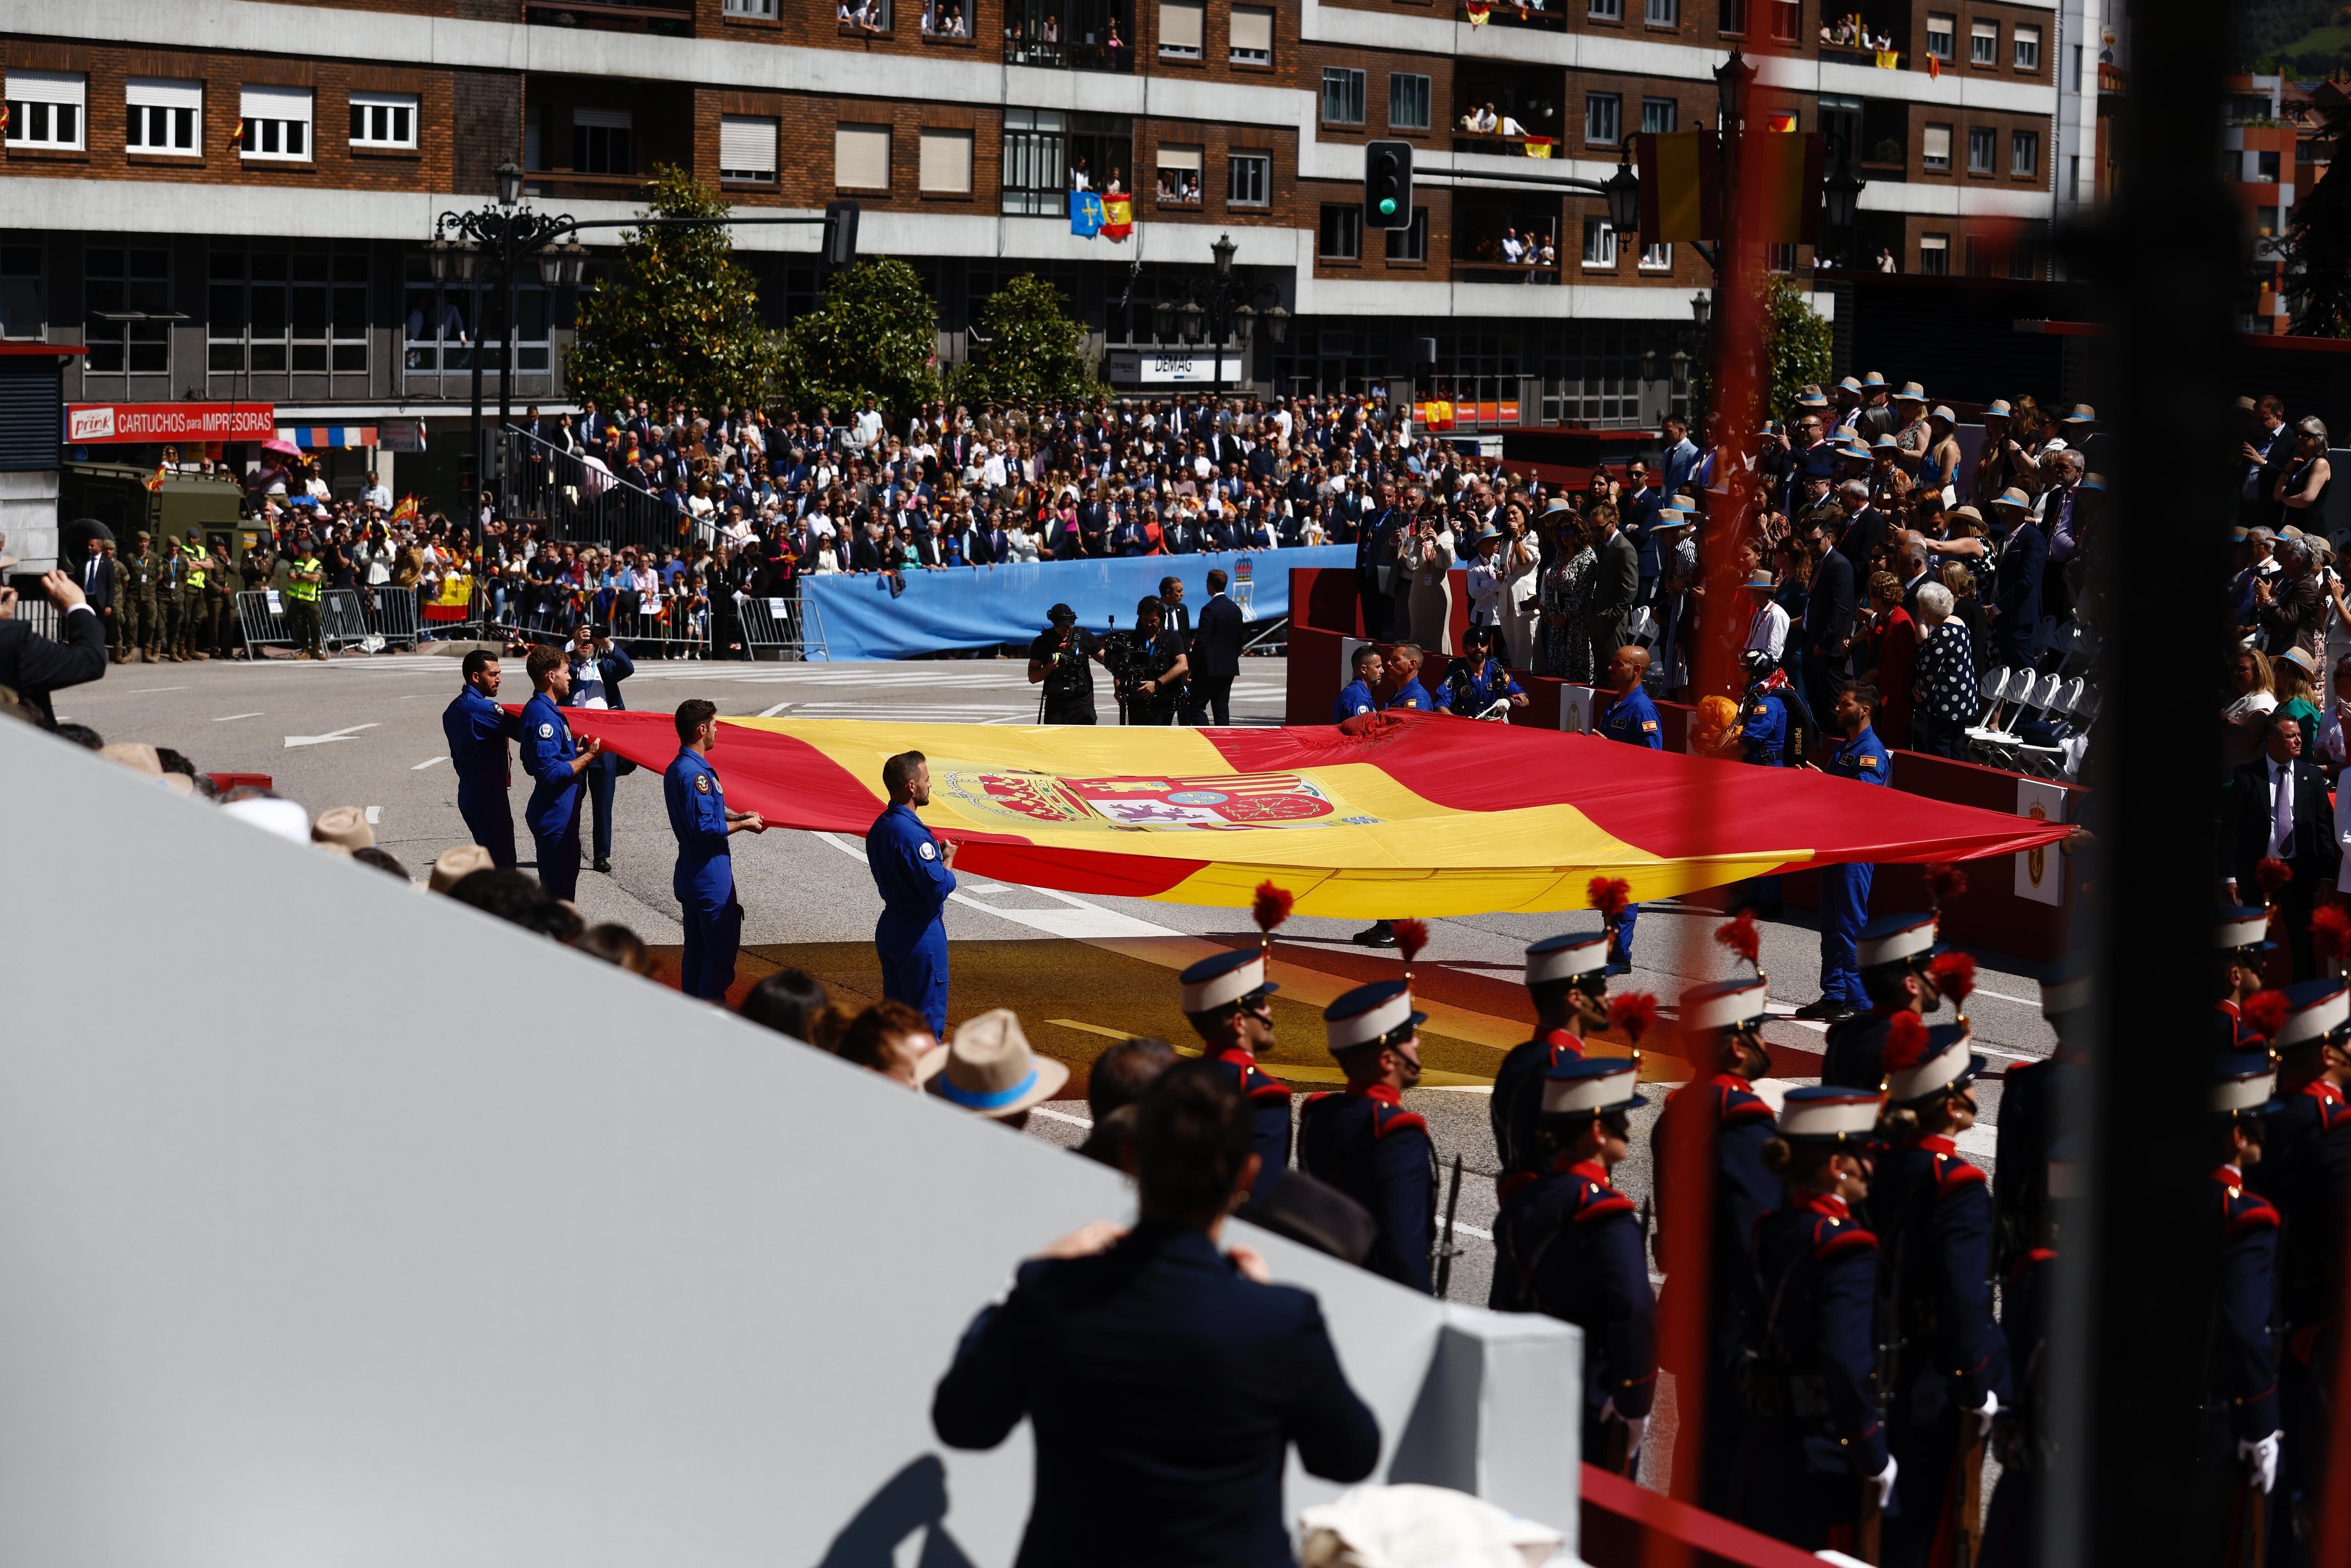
522;0;692;35
1003;0;1136;73
1457;0;1568;31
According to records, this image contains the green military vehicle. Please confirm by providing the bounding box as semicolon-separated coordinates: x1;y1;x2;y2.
59;461;258;562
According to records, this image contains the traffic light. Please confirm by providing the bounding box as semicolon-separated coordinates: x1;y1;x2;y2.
822;201;861;268
1363;140;1414;231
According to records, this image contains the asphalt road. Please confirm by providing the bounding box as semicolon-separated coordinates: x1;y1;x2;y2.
61;641;2056;1484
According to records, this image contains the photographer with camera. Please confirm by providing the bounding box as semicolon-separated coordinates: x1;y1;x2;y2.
1028;602;1104;724
1114;595;1190;725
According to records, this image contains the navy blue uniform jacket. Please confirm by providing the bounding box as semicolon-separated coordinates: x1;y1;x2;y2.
1752;1191;1891;1476
1651;1074;1779;1371
1490;1026;1584;1198
1207;1045;1294;1205
1873;1135;2012;1411
1298;1084;1435;1292
1496;1155;1658;1422
2203;1164;2282;1441
932;1223;1381;1568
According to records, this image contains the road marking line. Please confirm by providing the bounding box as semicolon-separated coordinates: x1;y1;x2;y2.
411;756;448;770
364;806;382;824
213;711;264;721
755;701;795;718
1029;1104;1093;1129
129;686;188;694
1046;1018;1131;1040
284;722;380;749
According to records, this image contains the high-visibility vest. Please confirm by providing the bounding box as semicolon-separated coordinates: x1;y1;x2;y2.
180;543;207;590
285;558;322;601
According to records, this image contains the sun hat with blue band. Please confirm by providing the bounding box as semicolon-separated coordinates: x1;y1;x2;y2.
924;1008;1069;1118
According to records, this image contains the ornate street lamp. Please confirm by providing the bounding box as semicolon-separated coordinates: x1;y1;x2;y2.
1604;145;1642;234
1714;47;1757;131
496;158;523;208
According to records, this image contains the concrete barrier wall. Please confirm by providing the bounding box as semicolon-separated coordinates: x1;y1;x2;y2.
0;721;1582;1568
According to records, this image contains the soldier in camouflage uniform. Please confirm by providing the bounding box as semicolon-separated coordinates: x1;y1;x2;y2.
119;531;159;662
198;533;234;658
176;528;211;660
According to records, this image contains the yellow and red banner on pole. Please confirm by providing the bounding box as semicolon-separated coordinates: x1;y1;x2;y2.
1634;129;1825;246
546;708;2071;919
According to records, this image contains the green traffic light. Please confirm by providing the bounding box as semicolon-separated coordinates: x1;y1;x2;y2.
1379;197;1397;216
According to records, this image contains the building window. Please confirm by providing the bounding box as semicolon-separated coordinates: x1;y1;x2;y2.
1925;13;1953;60
1923;123;1952;172
5;71;84;150
1229;6;1273;63
2257;204;2280;237
1642;96;1677;135
1963;233;1988;275
1770;0;1798;42
238;85;313;161
1319;204;1361;260
1766;242;1794;272
835;123;892;189
1228;150;1270;206
1582;217;1617;266
1389;73;1431;130
1589;0;1621;18
84;246;170;376
2010;129;2038;178
720;115;778;182
1155;142;1202;202
1585;92;1621;146
2009;239;2036;279
1969;19;1997;65
2258;150;2280;181
573;109;633;174
919;128;973;193
207;245;370;376
1386;207;1429;262
1920;232;1948;275
1158;0;1203;56
724;0;777;14
2219;150;2242;182
349;91;418;150
0;244;45;340
2013;22;2040;71
1644;0;1676;22
1002;108;1067;214
1639;240;1671;270
1322;67;1366;125
1968;125;1995;174
126;78;200;156
1720;0;1746;33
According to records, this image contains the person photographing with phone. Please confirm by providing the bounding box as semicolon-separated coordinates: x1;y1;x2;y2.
1027;602;1102;724
0;561;105;724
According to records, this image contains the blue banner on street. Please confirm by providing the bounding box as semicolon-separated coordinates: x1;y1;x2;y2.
800;546;1355;662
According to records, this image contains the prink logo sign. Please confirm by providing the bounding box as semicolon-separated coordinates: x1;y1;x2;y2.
67;405;117;442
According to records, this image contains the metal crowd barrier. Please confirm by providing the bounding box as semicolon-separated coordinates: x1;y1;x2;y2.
738;594;817;661
506;599;713;660
234;589;296;658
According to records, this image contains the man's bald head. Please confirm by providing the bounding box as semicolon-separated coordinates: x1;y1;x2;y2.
1616;645;1651;674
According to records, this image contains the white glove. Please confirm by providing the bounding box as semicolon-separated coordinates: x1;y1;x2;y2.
1869;1455;1899;1513
1968;1390;2001;1445
2239;1430;2281;1495
1599;1398;1648;1459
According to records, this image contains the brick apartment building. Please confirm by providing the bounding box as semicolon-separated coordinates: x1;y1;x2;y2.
0;0;2059;512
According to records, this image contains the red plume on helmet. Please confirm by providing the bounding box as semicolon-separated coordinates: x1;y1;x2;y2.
1924;862;1969;909
2257;857;2295;903
1392;918;1429;983
1607;990;1659;1045
1715;910;1761;972
1252;881;1294;957
2315;903;2351;972
2245;989;2291;1041
1588;877;1633;923
1928;952;1977;1018
1882;1012;1934;1074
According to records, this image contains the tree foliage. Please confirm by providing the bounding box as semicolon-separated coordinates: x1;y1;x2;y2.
2285;98;2351;337
563;166;791;414
951;274;1108;407
1764;274;1835;418
785;257;943;419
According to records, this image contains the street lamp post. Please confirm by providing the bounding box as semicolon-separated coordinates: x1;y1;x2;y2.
1150;232;1289;403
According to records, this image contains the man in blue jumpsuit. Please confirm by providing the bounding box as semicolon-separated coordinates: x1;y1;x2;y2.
1332;644;1382;722
867;748;957;1036
1796;680;1891;1022
1435;624;1528;717
442;648;520;866
517;644;602;901
1820;912;1946;1090
1595;644;1663;973
1298;980;1436;1292
664;698;767;1001
1734;649;1794;916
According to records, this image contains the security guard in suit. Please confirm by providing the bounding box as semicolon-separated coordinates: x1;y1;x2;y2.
664;698;767;1001
1820;912;1947;1089
442;648;522;867
2198;1058;2285;1567
1653;977;1781;1514
517;643;602;901
1596;644;1664;971
1298;980;1437;1293
1796;680;1893;1022
1495;1056;1657;1477
1871;1018;2010;1568
1490;932;1611;1213
867;748;957;1037
1734;1086;1897;1556
2243;978;2349;1556
2215;905;2278;1057
1179;948;1293;1205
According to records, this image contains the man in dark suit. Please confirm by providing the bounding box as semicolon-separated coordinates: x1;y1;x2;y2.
1986;488;2045;671
1189;568;1247;725
1354;483;1401;640
2225;711;2341;979
1799;517;1857;728
932;1061;1381;1568
1586;502;1640;679
0;568;107;723
1831;479;1888;579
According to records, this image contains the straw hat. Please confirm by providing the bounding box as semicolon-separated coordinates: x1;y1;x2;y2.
312;805;375;853
923;1008;1069;1118
429;843;496;894
223;795;312;843
100;742;163;776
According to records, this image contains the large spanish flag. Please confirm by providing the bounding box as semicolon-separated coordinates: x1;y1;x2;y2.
551;708;2070;920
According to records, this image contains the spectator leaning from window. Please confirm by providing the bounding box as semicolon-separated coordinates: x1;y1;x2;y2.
931;1060;1382;1567
1912;579;1974;759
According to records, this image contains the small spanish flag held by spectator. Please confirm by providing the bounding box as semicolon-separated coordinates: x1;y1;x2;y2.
1927;53;1941;78
144;463;168;494
1464;0;1491;19
390;494;421;524
1102;191;1134;241
226;117;247;155
1524;136;1553;159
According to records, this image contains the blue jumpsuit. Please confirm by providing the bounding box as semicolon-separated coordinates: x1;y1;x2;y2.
441;686;519;867
867;801;955;1035
1818;725;1892;1007
1436;655;1525;716
1384;676;1434;712
1297;1085;1435;1293
518;691;585;901
1736;682;1791;910
563;645;636;865
1597;684;1664;960
664;747;742;1001
1331;677;1379;722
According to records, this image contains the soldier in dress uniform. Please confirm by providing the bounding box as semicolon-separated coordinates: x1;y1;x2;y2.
1652;976;1781;1515
1178;947;1293;1205
1734;1085;1897;1556
1981;1138;2070;1568
1494;1056;1657;1476
1298;980;1436;1293
1490;932;1611;1217
1794;682;1894;1023
1993;952;2087;1276
2215;905;2278;1055
1819;911;1948;1090
2198;1058;2284;1568
2242;977;2349;1559
1871;1017;2011;1568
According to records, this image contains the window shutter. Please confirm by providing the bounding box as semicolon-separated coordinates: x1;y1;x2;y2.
1156;144;1202;171
835;124;891;189
1159;0;1204;49
573;107;632;130
6;70;83;107
1230;7;1273;51
919;129;972;192
241;84;312;121
1923;125;1951;160
720;115;777;177
127;78;201;112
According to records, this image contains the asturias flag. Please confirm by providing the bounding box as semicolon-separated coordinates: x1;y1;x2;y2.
1070;191;1106;238
1102;192;1134;241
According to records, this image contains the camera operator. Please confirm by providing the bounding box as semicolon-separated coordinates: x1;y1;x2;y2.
1028;601;1103;724
1121;594;1190;726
